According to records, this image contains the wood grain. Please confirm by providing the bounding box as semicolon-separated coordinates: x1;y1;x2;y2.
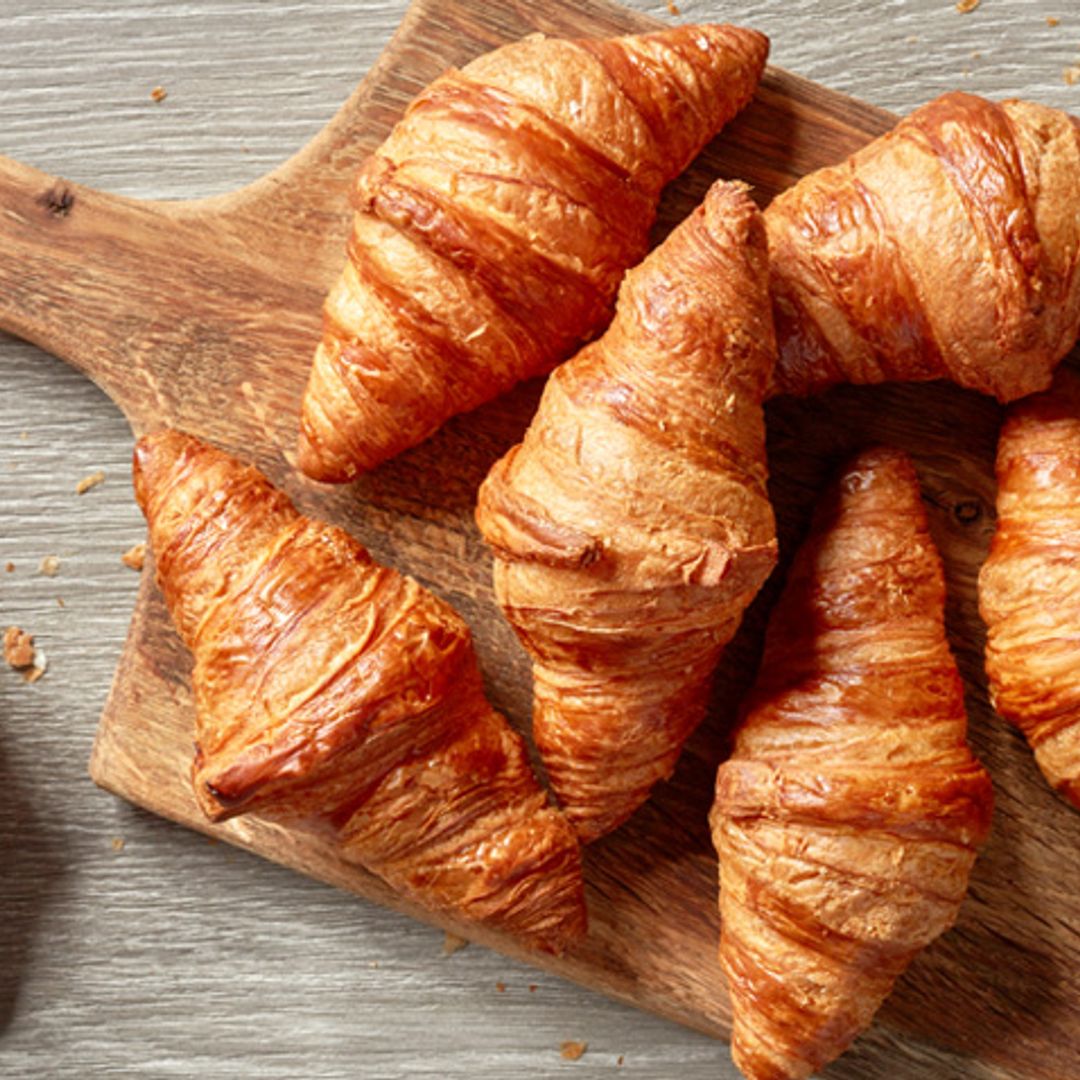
1;1;1078;1078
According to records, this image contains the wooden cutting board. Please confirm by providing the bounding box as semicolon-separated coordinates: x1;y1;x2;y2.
1;0;1077;1076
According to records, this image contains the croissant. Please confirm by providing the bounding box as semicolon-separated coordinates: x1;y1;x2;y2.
767;91;1080;403
980;368;1080;810
297;24;769;481
711;446;993;1080
133;430;586;952
476;181;777;843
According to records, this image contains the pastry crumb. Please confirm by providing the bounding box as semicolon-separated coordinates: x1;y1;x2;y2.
666;0;681;14
1065;64;1080;85
39;555;61;577
75;470;106;495
121;543;146;571
955;0;979;11
617;1056;625;1067
5;562;14;573
560;1041;587;1061
150;85;168;103
18;430;28;441
442;931;468;956
4;627;45;682
56;597;65;608
495;981;506;993
111;836;126;852
4;626;35;669
1047;16;1060;27
528;984;538;993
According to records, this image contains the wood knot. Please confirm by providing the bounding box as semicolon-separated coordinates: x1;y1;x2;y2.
38;184;75;218
953;499;982;525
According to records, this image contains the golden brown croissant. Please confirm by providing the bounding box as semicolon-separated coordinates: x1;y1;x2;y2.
133;430;585;952
476;181;777;843
980;368;1080;810
767;91;1080;403
711;446;993;1080
297;24;769;481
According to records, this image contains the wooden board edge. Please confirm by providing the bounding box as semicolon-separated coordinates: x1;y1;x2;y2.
89;704;732;1049
86;572;729;1044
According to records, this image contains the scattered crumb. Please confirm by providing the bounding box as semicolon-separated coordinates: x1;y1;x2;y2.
4;626;45;682
1066;64;1080;85
121;543;146;571
906;34;920;43
4;626;35;669
19;430;28;441
150;85;168;103
1047;16;1060;27
617;1056;625;1067
560;1041;587;1062
955;0;979;11
5;562;13;573
111;836;126;852
75;470;106;495
528;984;538;993
971;50;983;59
369;960;380;969
39;555;60;577
495;981;506;993
56;597;65;608
442;931;468;956
666;0;681;14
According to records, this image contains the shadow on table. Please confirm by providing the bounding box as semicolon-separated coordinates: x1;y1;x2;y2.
0;722;67;1034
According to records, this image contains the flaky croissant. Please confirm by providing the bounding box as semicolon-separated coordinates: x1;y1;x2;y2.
133;430;585;952
711;446;993;1080
980;368;1080;811
767;91;1080;403
476;181;777;843
297;24;769;481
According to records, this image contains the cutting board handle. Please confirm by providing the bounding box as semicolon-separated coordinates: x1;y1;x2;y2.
0;0;448;427
0;154;197;413
0;148;348;434
0;155;115;363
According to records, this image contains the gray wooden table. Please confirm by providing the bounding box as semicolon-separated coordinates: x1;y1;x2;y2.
1;2;1075;1077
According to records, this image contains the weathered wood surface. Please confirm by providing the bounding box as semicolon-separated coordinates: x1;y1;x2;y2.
2;1;1078;1078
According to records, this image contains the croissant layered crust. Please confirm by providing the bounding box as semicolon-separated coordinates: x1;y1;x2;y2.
980;369;1080;810
711;447;993;1080
133;430;585;952
297;24;769;481
767;92;1080;403
477;182;778;842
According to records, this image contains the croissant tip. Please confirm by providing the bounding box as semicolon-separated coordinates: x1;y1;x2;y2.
692;22;770;51
701;179;760;226
133;428;199;466
132;429;196;508
559;791;647;845
295;429;356;484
